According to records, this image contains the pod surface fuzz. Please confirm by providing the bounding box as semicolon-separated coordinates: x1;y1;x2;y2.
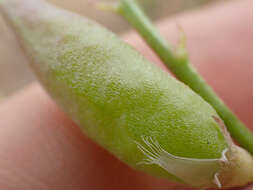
0;0;231;188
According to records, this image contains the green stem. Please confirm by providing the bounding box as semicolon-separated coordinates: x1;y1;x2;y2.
115;0;253;154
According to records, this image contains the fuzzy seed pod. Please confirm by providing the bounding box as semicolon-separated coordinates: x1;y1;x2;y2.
1;0;253;188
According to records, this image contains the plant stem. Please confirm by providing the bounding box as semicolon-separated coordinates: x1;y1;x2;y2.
115;0;253;154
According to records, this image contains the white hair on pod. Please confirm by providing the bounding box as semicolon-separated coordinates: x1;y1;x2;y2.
135;136;228;189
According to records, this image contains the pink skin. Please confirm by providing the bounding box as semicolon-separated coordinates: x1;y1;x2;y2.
0;0;253;189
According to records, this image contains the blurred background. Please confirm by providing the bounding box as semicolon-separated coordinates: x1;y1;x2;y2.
0;0;222;99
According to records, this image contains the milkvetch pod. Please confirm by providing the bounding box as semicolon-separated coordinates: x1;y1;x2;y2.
1;0;253;188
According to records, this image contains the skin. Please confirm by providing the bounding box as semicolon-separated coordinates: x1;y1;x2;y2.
0;0;253;189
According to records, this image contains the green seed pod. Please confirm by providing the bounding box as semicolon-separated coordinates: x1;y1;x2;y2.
1;0;253;188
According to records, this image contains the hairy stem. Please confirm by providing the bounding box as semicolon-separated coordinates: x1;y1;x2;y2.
114;0;253;154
